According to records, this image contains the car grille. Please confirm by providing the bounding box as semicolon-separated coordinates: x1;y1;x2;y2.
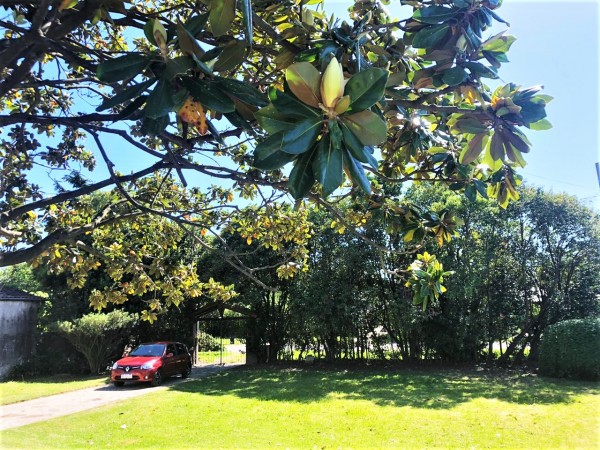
116;365;141;370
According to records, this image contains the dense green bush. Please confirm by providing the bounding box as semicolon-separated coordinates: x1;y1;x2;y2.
539;317;600;381
52;311;138;374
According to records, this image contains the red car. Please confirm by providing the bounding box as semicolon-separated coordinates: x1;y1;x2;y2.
111;342;192;387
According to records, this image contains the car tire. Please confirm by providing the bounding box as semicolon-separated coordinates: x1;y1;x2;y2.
151;370;163;387
181;365;191;379
113;381;125;387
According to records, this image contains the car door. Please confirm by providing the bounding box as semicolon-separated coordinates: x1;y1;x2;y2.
163;343;178;376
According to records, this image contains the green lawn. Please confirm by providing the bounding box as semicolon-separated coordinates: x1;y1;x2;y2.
1;367;598;448
0;374;108;405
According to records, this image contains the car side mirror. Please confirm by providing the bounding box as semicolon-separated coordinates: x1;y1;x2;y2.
166;352;174;358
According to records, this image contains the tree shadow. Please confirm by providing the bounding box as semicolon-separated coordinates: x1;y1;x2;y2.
171;365;599;409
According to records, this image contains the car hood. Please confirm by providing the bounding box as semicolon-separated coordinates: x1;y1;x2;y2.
117;356;160;366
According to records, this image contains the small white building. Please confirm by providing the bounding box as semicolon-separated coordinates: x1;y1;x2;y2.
0;285;43;378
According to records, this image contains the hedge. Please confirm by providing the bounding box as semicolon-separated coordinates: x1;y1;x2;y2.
539;317;600;381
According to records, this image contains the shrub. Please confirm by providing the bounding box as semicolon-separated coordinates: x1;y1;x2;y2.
197;333;221;351
539;317;600;381
52;310;138;374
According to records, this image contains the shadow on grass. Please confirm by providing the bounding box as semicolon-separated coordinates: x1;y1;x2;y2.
171;365;599;409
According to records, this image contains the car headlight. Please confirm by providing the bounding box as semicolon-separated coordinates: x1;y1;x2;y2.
141;363;155;370
112;362;118;370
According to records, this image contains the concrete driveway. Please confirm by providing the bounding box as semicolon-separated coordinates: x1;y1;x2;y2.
0;364;239;430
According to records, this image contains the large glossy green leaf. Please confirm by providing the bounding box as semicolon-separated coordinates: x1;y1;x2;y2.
214;40;246;72
209;0;236;37
286;62;322;108
281;116;323;154
255;105;296;134
141;114;170;135
269;88;321;119
181;78;235;113
339;121;377;169
344;68;388;112
253;132;296;170
442;66;468;86
414;6;459;24
312;123;343;197
163;56;195;80
144;80;176;119
341;111;387;147
489;130;505;161
344;150;371;194
96;79;156;111
288;151;316;199
215;78;268;107
528;118;552;131
97;54;148;83
482;32;516;54
412;24;450;49
459;132;488;164
240;0;253;46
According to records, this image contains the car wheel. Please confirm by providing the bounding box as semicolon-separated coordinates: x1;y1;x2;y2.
113;381;125;387
181;365;191;379
151;370;163;387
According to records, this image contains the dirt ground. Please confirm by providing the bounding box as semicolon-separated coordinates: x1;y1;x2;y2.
0;364;239;430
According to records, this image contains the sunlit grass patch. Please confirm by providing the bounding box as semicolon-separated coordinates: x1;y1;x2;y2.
1;367;598;448
0;374;108;405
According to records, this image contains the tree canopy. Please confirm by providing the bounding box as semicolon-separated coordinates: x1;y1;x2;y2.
0;0;551;318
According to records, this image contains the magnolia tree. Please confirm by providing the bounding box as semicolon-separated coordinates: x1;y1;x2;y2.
0;0;550;319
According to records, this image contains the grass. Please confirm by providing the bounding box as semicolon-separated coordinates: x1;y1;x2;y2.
0;374;108;405
1;366;599;448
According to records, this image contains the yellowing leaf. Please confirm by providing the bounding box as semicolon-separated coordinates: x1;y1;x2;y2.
178;97;209;135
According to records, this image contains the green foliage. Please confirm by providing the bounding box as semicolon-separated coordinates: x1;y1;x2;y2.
539;318;600;381
52;311;138;374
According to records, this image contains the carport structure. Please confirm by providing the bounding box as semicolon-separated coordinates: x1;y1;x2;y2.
191;301;257;365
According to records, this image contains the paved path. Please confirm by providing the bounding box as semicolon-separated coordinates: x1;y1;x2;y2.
0;364;239;431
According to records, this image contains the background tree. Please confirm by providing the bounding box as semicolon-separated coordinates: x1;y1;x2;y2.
1;0;551;318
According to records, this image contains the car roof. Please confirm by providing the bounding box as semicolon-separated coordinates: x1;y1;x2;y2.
138;341;183;345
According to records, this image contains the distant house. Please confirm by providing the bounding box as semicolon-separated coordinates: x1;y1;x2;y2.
0;285;44;378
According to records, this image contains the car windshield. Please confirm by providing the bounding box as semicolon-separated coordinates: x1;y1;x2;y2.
129;344;165;357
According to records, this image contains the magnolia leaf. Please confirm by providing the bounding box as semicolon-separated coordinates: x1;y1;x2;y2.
344;67;388;112
178;97;209;135
96;54;148;83
96;79;156;111
255;105;296;134
340;121;377;169
281;116;323;154
288;151;317;199
144;80;176;119
269;88;321;119
412;23;450;49
215;78;268;107
488;130;505;161
240;0;253;46
528;118;552;131
214;40;246;72
414;6;458;24
312;123;343;197
285;62;322;108
209;0;236;37
181;78;235;113
341;110;387;147
177;22;205;59
442;66;468;86
344;150;371;194
253;132;296;170
459;132;488;165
